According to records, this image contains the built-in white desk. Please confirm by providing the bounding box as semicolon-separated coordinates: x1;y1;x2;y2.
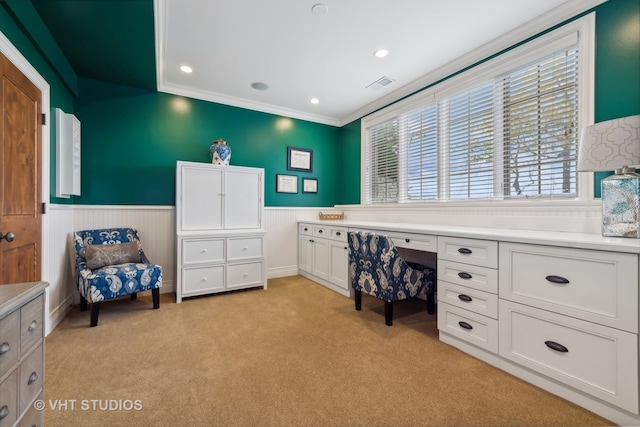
298;219;640;426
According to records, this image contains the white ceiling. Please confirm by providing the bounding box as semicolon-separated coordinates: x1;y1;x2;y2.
155;0;601;127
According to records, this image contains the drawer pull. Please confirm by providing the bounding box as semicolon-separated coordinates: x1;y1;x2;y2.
335;232;341;236
344;247;348;250
28;320;39;331
457;247;472;254
0;405;9;420
458;321;473;330
309;239;314;243
457;272;472;280
405;238;410;243
28;371;38;385
201;249;208;253
0;342;10;355
318;229;323;233
545;340;569;353
545;275;569;284
303;227;308;231
458;294;473;302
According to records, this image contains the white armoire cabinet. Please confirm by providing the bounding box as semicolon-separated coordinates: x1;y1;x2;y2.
176;161;266;303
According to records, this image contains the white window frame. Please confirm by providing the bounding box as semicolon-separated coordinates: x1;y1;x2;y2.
360;14;595;207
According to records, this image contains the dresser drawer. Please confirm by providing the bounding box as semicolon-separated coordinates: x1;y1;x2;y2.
388;231;437;253
0;369;18;427
437;259;498;294
499;300;638;413
227;262;264;289
182;265;225;295
437;303;498;353
20;296;43;355
19;344;43;415
182;239;225;265
18;391;42;427
438;236;498;268
438;282;498;319
0;310;19;379
299;223;312;236
499;242;638;333
227;237;263;260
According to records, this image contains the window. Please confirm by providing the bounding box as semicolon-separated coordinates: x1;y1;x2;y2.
363;17;592;205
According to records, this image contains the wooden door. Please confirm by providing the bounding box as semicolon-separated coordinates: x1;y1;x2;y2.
0;53;42;284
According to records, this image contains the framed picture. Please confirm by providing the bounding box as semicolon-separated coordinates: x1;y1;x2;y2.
287;146;312;172
302;178;318;193
276;174;298;193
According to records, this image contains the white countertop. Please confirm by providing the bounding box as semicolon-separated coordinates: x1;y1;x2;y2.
299;219;640;254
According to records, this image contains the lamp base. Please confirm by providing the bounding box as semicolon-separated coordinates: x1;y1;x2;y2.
601;170;640;238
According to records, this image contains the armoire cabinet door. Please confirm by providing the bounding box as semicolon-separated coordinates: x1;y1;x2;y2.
179;166;224;230
225;169;262;229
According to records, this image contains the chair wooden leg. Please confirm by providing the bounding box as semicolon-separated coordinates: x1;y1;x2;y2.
90;302;101;327
384;301;393;326
354;289;362;311
152;288;160;309
130;293;137;300
427;292;436;315
80;296;88;312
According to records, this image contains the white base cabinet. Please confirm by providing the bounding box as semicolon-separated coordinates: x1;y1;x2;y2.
176;162;266;303
298;222;349;297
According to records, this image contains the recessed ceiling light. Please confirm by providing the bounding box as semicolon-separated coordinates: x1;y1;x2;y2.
180;65;193;73
310;98;320;104
251;82;270;91
374;49;389;58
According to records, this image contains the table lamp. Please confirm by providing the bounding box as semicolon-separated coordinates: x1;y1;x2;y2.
578;115;640;238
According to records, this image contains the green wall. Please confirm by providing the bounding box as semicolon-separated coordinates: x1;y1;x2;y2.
74;78;341;206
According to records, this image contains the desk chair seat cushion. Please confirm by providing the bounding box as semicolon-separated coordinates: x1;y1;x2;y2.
74;228;162;303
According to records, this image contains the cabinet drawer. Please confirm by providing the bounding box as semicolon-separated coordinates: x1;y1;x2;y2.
299;223;312;236
499;300;638;413
227;237;263;260
313;225;328;238
18;391;43;427
19;344;43;415
437;259;498;294
182;239;225;265
388;232;437;253
0;369;18;427
438;237;498;268
227;262;264;289
182;266;225;295
328;226;348;243
438;282;498;319
499;242;638;333
20;296;43;355
437;303;498;353
0;310;19;379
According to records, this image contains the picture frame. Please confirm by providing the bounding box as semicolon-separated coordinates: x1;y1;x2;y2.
302;178;318;194
287;146;312;172
276;174;298;193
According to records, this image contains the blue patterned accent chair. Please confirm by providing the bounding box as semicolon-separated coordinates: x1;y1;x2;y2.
73;227;162;327
348;231;436;326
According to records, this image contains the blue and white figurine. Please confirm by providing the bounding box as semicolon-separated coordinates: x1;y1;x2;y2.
210;139;232;165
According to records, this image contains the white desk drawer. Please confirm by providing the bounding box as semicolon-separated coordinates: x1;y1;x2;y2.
227;262;264;289
313;225;328;238
437;303;498;354
437;259;498;294
299;223;312;236
438;282;498;319
328;226;348;242
227;237;263;260
182;239;225;265
182;265;225;294
388;232;437;253
499;300;638;413
438;236;498;268
499;242;638;333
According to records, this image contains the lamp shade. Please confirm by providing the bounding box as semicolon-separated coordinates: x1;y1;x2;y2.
577;114;640;172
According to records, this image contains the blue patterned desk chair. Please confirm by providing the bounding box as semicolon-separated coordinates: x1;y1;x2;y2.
348;231;436;326
73;227;162;327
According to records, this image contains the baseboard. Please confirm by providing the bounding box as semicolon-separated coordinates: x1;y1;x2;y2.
46;293;74;336
267;265;299;279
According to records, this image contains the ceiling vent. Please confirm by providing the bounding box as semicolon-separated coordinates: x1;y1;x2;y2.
366;76;395;90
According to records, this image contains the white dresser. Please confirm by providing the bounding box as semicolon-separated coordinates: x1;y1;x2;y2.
176;162;266;303
0;281;48;427
297;219;640;425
